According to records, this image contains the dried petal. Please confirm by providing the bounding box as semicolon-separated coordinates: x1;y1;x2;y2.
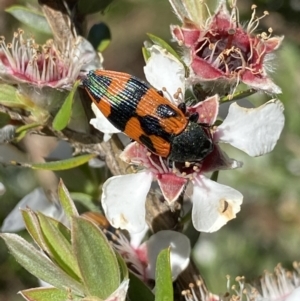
191;176;243;232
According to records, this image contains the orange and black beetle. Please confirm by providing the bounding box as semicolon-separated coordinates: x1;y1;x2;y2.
83;70;213;163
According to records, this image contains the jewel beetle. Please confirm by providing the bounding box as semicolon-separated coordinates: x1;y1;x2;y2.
83;70;213;163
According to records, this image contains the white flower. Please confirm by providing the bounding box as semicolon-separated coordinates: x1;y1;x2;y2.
90;102;120;142
107;229;190;281
1;187;68;232
100;45;284;233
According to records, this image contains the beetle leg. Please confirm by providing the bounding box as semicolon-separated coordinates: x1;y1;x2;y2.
189;112;199;122
177;102;186;114
157;90;164;97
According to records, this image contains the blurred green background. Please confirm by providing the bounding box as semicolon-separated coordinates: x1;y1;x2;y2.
0;0;300;299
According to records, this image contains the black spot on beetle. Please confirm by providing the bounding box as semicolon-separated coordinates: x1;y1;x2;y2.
156;104;178;118
107;77;148;131
139;134;156;153
138;115;171;141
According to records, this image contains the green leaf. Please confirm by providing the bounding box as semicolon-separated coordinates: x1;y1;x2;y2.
0;233;84;295
77;0;114;15
155;248;173;301
220;88;257;103
5;6;52;34
128;272;154;301
13;153;97;170
58;179;79;223
142;47;151;62
116;252;128;281
15;123;41;134
53;81;80;131
21;209;51;253
15;123;42;142
72;217;120;299
70;193;100;212
20;287;74;301
37;213;81;280
0;84;26;108
147;33;182;62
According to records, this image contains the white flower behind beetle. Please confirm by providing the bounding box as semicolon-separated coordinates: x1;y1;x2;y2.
90;102;120;142
1;187;68;232
101;45;284;234
106;229;190;282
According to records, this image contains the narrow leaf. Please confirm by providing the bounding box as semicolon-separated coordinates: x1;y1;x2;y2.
155;248;173;301
0;233;84;295
53;81;80;131
220;89;257;103
0;84;26;108
15;123;41;134
37;213;81;280
147;33;181;62
142;47;151;63
72;217;120;299
5;6;52;34
15;123;42;143
70;193;100;212
58;179;79;223
12;153;97;170
21;209;51;253
128;273;154;301
20;287;72;301
116;253;128;281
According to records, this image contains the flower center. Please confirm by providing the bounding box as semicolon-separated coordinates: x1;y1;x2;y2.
195;28;251;76
0;29;81;86
147;152;203;180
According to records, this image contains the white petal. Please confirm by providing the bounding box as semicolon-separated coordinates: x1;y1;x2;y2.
285;287;300;301
130;226;149;249
191;176;243;232
215;99;284;157
77;37;103;72
143;45;185;103
101;172;153;233
106;279;129;301
146;230;190;280
0;182;6;196
1;188;66;232
90;103;120;142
